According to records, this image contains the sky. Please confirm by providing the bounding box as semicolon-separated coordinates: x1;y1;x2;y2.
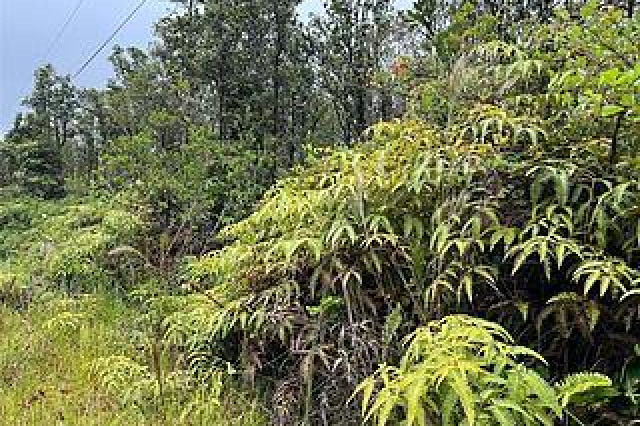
0;0;413;134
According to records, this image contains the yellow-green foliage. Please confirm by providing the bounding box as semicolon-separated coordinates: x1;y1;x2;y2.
356;315;611;426
0;196;265;425
0;196;144;298
175;109;639;333
167;112;634;423
163;6;638;422
2;4;638;424
0;295;266;425
0;295;133;424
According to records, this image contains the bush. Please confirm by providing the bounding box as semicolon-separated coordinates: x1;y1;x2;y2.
0;197;144;298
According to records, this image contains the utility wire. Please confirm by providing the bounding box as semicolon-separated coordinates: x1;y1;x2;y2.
5;0;150;128
5;0;86;126
73;0;150;78
43;0;86;61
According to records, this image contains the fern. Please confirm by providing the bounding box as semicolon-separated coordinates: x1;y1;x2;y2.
359;315;560;426
358;315;614;425
572;256;639;297
555;372;613;408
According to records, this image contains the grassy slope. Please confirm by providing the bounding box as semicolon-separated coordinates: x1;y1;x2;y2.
0;295;266;425
0;297;134;425
0;196;266;425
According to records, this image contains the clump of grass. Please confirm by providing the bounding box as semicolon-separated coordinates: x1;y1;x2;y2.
0;293;266;425
0;294;131;424
0;196;265;424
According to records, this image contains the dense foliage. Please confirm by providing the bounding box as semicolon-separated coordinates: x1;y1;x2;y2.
1;0;638;424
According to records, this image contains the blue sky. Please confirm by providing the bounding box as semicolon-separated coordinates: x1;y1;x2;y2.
1;0;413;134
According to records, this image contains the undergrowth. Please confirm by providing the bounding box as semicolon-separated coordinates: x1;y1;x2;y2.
0;197;265;425
0;3;638;425
0;293;266;425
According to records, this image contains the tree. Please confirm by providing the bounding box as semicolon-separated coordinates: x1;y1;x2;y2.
23;65;78;151
73;89;110;182
3;113;65;199
312;0;395;144
2;65;74;198
157;0;318;162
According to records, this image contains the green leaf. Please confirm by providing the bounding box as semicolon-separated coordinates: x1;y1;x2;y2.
601;105;625;117
378;393;397;426
451;371;476;425
515;301;529;321
490;230;503;251
359;377;376;417
407;380;427;426
456;239;470;257
621;289;640;301
512;249;530;275
599;68;620;85
557;372;612;408
583;272;599;295
599;276;611;297
555;243;567;268
489;406;516;426
463;274;473;304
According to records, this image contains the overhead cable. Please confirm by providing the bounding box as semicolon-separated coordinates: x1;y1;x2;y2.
73;0;150;78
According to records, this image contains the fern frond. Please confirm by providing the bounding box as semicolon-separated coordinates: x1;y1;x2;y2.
555;372;612;408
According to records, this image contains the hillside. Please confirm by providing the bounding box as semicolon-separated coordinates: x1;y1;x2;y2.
1;1;639;424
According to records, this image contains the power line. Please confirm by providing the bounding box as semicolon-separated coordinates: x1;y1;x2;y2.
43;0;86;61
5;0;151;129
4;0;87;125
73;0;150;79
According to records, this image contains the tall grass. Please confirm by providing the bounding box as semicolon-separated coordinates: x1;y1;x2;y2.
0;294;266;425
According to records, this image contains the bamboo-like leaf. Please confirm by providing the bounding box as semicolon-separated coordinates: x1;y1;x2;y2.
407;380;427;426
356;377;376;417
378;393;397;426
489;405;516;426
451;371;476;425
463;274;473;304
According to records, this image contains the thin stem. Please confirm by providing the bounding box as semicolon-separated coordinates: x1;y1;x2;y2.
608;111;624;168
